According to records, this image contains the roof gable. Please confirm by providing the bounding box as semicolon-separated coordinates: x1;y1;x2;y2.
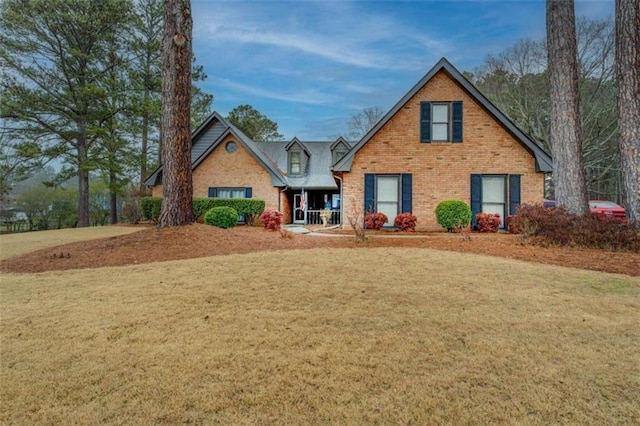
144;111;287;187
333;57;552;173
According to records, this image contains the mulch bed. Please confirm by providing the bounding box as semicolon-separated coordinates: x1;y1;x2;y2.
1;224;638;276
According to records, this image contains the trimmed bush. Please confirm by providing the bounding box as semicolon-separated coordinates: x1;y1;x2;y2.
364;212;388;230
394;213;417;232
141;197;265;224
204;207;238;229
193;198;217;220
210;198;265;225
435;200;472;232
260;210;283;231
476;212;501;233
141;197;162;221
511;203;640;252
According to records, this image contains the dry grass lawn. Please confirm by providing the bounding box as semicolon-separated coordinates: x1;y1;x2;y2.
2;246;639;424
0;226;143;261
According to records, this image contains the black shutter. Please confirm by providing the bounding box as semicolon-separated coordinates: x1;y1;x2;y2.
364;174;375;213
245;187;253;198
208;187;217;197
470;174;482;227
420;101;431;143
401;173;412;213
509;175;521;216
452;101;463;143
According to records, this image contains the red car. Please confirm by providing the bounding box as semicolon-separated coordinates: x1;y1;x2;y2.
543;199;628;223
588;200;628;223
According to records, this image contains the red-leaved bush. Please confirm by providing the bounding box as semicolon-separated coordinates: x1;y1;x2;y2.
394;213;417;232
511;203;639;252
364;212;388;230
260;210;283;231
475;212;501;233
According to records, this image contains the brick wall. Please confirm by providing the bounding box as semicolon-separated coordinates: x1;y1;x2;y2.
343;70;545;231
152;134;281;212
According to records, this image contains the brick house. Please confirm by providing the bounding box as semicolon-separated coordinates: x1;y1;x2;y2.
146;58;552;230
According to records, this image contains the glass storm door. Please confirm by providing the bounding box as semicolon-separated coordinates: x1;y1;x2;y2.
293;193;305;224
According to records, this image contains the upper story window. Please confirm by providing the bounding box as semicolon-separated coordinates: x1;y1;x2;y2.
420;101;463;143
431;104;450;141
290;151;301;174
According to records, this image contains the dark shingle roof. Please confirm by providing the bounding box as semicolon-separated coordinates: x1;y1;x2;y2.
261;141;339;189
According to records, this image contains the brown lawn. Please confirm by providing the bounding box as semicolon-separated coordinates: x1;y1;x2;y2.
1;225;639;424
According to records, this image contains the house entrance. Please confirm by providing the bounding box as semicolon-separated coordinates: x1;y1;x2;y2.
293;192;305;224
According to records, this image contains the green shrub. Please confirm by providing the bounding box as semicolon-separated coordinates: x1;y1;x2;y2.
141;197;265;224
193;198;217;220
204;207;239;229
141;197;162;221
210;198;265;225
435;200;472;232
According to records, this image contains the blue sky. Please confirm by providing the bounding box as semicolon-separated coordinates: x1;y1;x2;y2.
191;0;614;141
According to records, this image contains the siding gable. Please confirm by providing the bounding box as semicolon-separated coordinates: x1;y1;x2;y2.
191;119;226;163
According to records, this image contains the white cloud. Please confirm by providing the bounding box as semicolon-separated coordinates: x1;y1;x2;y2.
211;76;342;106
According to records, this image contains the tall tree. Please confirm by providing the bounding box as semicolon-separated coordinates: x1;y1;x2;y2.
128;0;164;189
347;106;385;140
158;0;193;227
470;18;620;202
0;0;132;227
227;105;283;141
546;0;589;215
615;0;640;225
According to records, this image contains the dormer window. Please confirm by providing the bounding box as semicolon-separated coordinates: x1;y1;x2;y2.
286;138;310;176
330;137;351;164
290;151;301;174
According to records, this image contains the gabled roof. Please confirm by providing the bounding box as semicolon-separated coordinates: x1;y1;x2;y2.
333;57;553;172
144;111;287;187
329;136;351;150
285;137;311;156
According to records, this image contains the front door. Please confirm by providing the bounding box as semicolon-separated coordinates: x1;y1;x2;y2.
293;193;305;224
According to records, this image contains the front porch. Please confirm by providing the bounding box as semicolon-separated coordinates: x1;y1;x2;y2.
289;189;341;226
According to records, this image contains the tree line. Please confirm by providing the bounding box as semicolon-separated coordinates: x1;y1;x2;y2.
0;0;213;227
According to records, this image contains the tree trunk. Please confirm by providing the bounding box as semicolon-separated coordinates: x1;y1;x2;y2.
546;0;589;215
77;131;90;228
615;0;640;225
140;104;149;190
158;0;193;227
109;167;118;225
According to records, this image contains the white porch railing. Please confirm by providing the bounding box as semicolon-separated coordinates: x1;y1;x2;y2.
306;210;341;225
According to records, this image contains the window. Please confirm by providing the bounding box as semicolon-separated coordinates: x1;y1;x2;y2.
420;101;463;143
225;141;237;153
290;151;301;174
217;188;246;199
334;147;348;163
376;176;399;224
431;104;449;141
481;176;506;227
470;174;520;230
364;174;412;225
